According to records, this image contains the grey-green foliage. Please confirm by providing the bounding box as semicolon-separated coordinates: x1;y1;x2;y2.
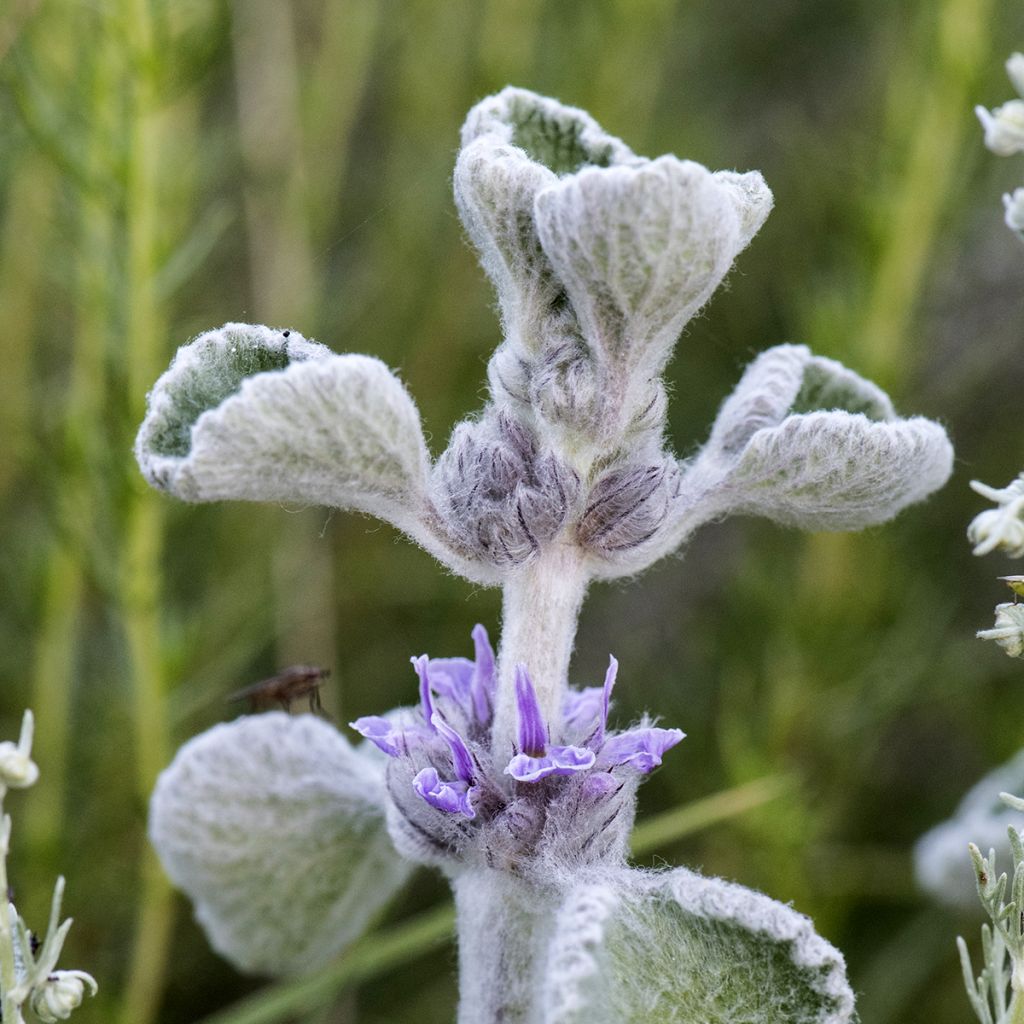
142;324;306;458
542;868;855;1024
134;90;953;587
149;713;412;977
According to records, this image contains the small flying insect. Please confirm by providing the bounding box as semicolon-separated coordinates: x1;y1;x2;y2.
1000;576;1024;602
226;665;330;716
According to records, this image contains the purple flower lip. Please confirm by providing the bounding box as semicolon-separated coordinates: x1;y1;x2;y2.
513;664;548;756
413;767;477;818
596;726;685;772
504;655;684;783
506;745;596;782
349;715;406;757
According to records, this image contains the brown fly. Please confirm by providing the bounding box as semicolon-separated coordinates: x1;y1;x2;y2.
226;665;330;716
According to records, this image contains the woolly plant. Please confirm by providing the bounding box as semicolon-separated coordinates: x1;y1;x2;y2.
137;87;954;1023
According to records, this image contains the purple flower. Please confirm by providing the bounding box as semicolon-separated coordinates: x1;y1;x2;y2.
502;657;682;784
504;665;595;783
413;767;476;818
351;627;684;824
597;727;685;772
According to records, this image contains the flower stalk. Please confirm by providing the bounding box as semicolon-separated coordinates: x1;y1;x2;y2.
494;544;589;755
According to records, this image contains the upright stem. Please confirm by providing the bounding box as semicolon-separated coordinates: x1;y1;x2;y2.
493;544;589;757
452;869;552;1024
119;1;174;1020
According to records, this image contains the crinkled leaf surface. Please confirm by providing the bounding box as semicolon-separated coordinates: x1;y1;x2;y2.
136;323;431;526
542;867;856;1024
534;158;771;380
150;712;411;976
455;87;638;349
584;345;951;580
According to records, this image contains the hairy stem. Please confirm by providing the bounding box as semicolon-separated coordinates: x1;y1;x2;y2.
453;869;551;1024
493;544;589;756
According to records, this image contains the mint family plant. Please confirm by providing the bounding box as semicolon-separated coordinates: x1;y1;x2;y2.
136;88;953;1023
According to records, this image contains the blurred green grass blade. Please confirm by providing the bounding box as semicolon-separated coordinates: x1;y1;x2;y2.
854;907;956;1024
0;152;55;495
858;0;993;388
630;774;795;858
198;775;789;1024
197;903;456;1024
154;202;235;301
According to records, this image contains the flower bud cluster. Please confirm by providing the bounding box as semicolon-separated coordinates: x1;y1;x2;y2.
978;602;1024;658
30;971;96;1022
0;714;96;1023
432;412;580;567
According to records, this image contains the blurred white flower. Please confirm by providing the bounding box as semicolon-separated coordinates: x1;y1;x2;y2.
29;971;97;1023
1004;188;1024;233
968;477;1024;557
977;100;1024;156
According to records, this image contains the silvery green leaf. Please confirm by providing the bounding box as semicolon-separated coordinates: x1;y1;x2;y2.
705;344;894;458
542;867;856;1024
454;140;560;346
581;345;951;579
135;323;498;581
534;158;772;388
456;88;637;351
916;748;1024;909
136;323;429;519
717;409;952;530
150;712;411;976
460;87;636;180
688;344;951;531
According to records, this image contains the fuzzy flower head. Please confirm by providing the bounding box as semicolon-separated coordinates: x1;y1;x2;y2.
351;627;683;871
977;602;1024;658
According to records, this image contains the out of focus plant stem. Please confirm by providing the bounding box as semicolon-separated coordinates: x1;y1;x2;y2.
27;6;116;878
118;1;173;1022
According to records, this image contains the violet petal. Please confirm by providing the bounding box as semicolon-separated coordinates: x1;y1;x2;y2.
432;712;476;783
412;655;436;728
349;716;405;757
412;767;476;818
514;664;548;756
562;687;605;738
505;745;595;783
427;657;475;712
598;727;685;773
470;623;496;724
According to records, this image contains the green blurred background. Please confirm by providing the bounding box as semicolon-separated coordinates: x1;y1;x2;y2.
2;0;1024;1020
